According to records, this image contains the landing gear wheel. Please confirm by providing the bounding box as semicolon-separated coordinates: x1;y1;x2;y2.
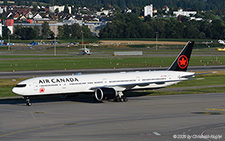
114;96;128;102
25;97;32;106
122;96;128;102
114;96;121;102
26;102;32;106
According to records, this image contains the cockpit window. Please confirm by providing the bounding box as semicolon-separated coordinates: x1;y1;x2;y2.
15;84;26;87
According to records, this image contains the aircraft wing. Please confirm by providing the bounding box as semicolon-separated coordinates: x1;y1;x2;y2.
194;71;216;76
90;78;190;90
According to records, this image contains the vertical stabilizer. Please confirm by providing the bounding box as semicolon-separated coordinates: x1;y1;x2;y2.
168;41;194;71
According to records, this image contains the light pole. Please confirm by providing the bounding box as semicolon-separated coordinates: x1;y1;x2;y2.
53;0;56;56
54;34;56;56
81;30;84;49
8;30;10;51
155;32;158;50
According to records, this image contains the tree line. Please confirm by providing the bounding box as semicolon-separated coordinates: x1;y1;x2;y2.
1;22;93;40
99;13;225;39
2;13;225;40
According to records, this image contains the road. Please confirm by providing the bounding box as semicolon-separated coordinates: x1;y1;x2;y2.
0;93;224;141
0;65;224;79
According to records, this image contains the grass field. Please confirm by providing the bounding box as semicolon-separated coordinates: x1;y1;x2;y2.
0;78;26;97
0;56;223;71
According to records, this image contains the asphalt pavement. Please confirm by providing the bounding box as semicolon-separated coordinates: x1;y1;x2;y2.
0;93;224;140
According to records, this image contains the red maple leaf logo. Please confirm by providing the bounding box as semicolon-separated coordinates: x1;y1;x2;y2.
179;57;187;65
40;87;45;93
177;55;188;69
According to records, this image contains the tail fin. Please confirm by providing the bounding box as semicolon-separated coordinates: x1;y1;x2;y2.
168;41;194;71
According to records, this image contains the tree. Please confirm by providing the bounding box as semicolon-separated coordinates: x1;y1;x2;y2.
81;25;93;38
3;0;7;5
41;22;51;39
71;23;81;39
33;26;40;38
29;0;32;6
14;27;38;40
200;21;213;39
57;23;93;39
62;24;70;39
2;27;10;39
57;26;64;39
211;19;225;39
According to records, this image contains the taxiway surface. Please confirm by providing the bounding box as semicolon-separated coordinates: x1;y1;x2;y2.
0;93;224;141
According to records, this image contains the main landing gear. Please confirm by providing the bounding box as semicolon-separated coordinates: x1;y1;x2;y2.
24;97;32;106
114;91;128;102
114;96;128;102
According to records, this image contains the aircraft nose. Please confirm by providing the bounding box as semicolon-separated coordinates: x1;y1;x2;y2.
12;87;20;95
12;84;26;95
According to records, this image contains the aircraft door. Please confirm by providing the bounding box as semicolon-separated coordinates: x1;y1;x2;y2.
62;83;67;89
103;78;107;85
33;82;38;91
33;82;39;93
136;76;140;82
168;75;171;80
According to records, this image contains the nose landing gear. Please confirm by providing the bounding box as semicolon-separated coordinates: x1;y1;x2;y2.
24;97;32;106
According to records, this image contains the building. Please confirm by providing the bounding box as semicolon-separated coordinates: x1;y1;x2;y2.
173;8;197;17
6;19;14;34
0;23;2;37
144;4;153;17
13;22;63;37
0;7;4;14
96;10;112;16
49;6;72;14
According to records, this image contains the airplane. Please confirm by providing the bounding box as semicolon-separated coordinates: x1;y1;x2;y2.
218;40;225;45
13;41;195;106
216;40;225;51
80;45;91;55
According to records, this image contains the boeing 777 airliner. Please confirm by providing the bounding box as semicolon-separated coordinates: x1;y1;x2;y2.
13;41;195;106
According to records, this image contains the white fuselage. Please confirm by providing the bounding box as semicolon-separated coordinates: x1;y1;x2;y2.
12;70;194;96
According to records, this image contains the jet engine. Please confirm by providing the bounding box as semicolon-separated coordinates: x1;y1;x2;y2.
94;88;117;101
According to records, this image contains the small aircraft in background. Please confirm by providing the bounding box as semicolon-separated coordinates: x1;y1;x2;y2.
80;45;91;55
218;40;225;46
216;40;225;51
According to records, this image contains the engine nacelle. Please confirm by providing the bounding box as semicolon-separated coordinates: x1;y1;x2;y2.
94;88;117;101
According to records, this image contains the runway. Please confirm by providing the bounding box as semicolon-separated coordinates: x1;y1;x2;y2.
0;93;224;140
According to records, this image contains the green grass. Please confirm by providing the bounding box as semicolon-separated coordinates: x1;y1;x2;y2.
0;55;223;71
0;78;26;97
146;87;225;96
0;87;16;97
169;75;225;88
186;87;225;94
100;38;217;42
0;55;74;59
8;38;98;44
